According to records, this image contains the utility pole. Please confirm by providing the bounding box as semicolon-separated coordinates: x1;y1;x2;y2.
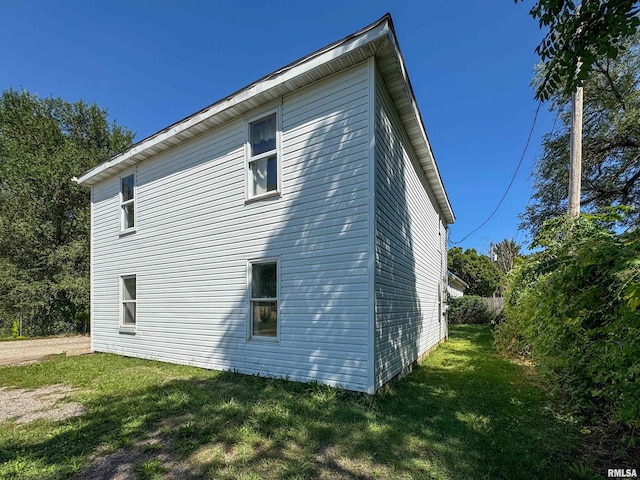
568;7;583;218
568;86;583;218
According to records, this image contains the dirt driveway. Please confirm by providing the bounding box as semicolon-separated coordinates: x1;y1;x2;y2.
0;336;91;366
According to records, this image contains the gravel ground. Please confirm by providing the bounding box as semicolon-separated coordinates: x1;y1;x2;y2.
0;336;91;366
0;382;190;479
0;336;194;478
0;384;85;423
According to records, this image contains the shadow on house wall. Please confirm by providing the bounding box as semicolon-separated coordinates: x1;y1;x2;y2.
373;72;423;388
99;60;434;393
205;62;374;391
195;60;430;392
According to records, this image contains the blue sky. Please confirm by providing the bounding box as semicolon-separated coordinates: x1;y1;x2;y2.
1;0;556;254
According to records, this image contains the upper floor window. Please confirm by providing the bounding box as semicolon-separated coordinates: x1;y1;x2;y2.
120;173;135;231
247;112;280;199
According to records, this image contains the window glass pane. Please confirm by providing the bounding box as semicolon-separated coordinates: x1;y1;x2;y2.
123;302;136;324
121;175;135;201
252;301;277;336
251;263;276;298
251;158;267;197
250;155;277;197
250;114;276;156
123;277;136;300
122;203;135;229
267;156;277;192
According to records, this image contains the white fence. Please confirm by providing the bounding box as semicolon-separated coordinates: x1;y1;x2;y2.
482;297;504;314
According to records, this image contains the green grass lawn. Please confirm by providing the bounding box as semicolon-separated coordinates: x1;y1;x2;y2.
0;326;581;479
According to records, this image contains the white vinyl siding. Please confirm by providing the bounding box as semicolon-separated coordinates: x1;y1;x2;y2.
448;284;464;299
374;69;447;389
440;225;449;342
90;62;372;392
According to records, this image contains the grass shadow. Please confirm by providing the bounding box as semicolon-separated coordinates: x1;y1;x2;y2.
0;325;580;479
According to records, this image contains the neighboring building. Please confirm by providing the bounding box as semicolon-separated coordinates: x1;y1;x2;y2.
75;15;455;394
447;271;469;299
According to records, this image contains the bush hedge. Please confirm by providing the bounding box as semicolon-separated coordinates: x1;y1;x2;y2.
494;210;640;433
448;296;498;325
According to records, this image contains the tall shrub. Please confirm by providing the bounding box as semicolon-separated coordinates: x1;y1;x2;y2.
495;210;640;430
448;296;497;325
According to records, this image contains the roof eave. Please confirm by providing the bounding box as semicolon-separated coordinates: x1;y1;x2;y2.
75;14;455;225
448;271;469;289
378;16;455;224
75;16;392;186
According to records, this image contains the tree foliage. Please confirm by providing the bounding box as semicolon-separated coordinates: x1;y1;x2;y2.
0;89;134;335
496;209;640;433
448;247;504;297
493;238;522;274
521;33;640;237
518;0;640;100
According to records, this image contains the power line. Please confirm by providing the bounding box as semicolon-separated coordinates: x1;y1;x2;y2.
515;108;561;245
449;101;542;246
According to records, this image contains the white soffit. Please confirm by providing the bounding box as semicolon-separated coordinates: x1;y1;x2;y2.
75;14;454;224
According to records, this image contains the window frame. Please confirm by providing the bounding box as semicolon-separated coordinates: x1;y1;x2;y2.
247;257;280;341
119;273;137;332
119;171;136;234
245;108;282;202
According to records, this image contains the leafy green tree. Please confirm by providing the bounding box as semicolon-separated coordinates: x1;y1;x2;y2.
0;89;134;335
521;33;640;237
448;247;504;297
518;0;640;100
493;238;521;274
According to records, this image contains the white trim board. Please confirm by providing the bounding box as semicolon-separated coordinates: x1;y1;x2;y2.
73;14;454;224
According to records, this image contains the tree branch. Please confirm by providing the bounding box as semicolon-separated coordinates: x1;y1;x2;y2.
594;59;627;110
620;154;640;204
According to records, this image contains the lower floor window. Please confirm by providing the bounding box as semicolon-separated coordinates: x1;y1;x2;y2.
250;261;278;337
121;275;137;325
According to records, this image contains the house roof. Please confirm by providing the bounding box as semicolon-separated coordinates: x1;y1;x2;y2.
448;271;469;289
74;14;455;224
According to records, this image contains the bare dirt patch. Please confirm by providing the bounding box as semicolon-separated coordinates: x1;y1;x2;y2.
0;384;85;423
0;336;91;366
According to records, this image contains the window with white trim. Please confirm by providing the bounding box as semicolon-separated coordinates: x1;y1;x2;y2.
120;173;135;231
249;260;278;338
121;275;137;326
247;112;279;199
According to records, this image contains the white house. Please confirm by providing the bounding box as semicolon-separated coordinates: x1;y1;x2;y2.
447;271;469;299
75;15;455;394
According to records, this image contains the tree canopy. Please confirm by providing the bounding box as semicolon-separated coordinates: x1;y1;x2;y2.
0;89;134;335
448;247;504;297
518;0;640;100
521;33;640;236
493;238;522;274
